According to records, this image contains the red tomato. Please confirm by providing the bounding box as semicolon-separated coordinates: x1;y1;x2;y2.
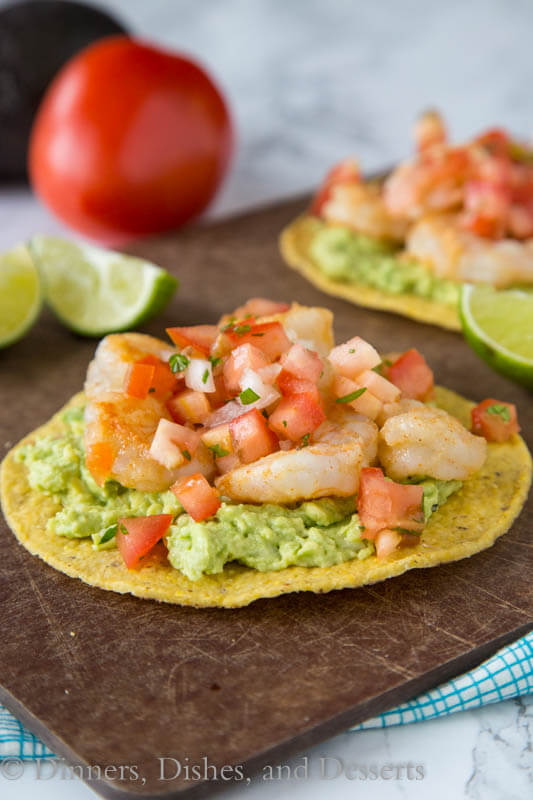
277;371;321;401
280;344;323;384
136;355;177;397
471;398;520;442
124;362;156;399
223;344;270;395
29;36;233;244
358;467;424;538
387;349;434;401
166;326;219;356
229;409;278;464
117;514;173;569
225;321;291;361
311;158;360;216
269;393;326;442
171;473;221;522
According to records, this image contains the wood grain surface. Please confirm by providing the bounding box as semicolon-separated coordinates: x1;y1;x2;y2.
0;196;531;800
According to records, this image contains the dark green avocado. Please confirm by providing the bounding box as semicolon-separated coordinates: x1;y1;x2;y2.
0;0;128;180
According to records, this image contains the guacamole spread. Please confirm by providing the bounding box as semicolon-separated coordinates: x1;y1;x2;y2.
310;223;460;307
15;406;462;581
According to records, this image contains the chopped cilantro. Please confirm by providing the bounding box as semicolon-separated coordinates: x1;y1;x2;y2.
201;368;209;384
99;524;117;544
209;356;221;368
182;449;192;461
119;523;129;536
486;403;511;423
299;433;310;448
336;387;367;404
251;332;265;337
349;348;356;353
239;387;260;405
234;324;252;336
169;353;190;373
148;387;156;393
208;444;230;458
282;420;287;427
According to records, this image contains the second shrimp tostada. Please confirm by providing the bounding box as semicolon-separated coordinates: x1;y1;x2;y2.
281;114;533;330
1;300;531;608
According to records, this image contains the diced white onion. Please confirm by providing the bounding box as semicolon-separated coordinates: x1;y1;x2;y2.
238;368;280;410
258;362;282;384
149;419;185;470
185;358;215;393
206;400;244;428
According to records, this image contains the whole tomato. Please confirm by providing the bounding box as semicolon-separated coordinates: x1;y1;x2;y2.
29;35;233;244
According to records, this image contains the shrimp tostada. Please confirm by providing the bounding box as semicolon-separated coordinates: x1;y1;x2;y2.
281;113;533;330
1;299;530;607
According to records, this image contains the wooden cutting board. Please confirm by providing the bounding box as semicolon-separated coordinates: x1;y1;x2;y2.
0;196;531;800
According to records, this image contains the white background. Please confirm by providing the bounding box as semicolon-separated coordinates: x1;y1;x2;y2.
1;0;532;798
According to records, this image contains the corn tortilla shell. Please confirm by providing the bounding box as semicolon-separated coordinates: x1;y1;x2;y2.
280;215;461;331
1;388;530;608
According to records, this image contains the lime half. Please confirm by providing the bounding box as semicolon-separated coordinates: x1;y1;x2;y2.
30;236;178;337
0;244;42;349
459;284;533;388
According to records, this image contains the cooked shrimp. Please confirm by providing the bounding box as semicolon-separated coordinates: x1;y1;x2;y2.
216;442;362;504
378;405;487;481
84;333;215;492
406;214;533;287
314;406;378;466
322;182;408;241
383;147;469;219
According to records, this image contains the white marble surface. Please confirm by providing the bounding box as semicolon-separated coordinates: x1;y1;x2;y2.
1;0;532;798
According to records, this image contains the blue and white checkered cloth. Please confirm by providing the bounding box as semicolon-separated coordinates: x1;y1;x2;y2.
1;632;531;758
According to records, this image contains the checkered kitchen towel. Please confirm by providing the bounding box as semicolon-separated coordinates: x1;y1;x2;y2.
1;632;532;758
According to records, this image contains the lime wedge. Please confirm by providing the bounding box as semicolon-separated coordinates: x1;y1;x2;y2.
30;236;178;337
0;244;42;349
459;284;533;388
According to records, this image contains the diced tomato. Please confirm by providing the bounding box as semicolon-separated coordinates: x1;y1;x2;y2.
124;362;156;399
167;389;211;424
354;369;401;404
166;325;219;356
201;423;233;456
375;529;420;560
280;343;323;384
229;408;279;463
310;158;360;217
85;440;115;485
269;392;326;442
475;127;510;157
171;473;221;522
358;467;424;539
149;419;200;469
225;321;291;361
136;354;178;396
277;370;321;401
230;298;290;319
208;373;230;409
461;180;510;239
333;376;382;420
116;514;173;569
471;398;520;442
223;343;270;395
328;336;381;380
387;349;434;401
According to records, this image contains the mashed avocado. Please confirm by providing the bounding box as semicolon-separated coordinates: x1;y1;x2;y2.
310;224;460;307
15;406;462;581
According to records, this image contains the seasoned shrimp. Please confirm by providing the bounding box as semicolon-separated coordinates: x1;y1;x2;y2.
84;333;215;492
322;182;408;241
378;405;487;481
216;442;362;504
314;406;378;466
406;214;533;287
